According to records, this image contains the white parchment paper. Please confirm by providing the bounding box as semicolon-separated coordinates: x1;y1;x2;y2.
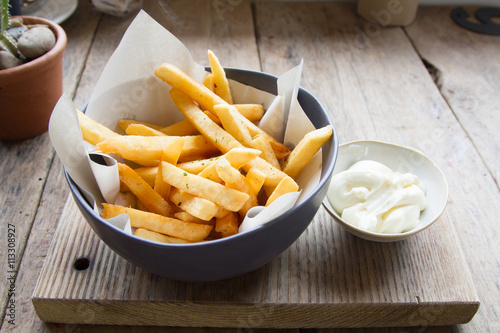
49;10;320;235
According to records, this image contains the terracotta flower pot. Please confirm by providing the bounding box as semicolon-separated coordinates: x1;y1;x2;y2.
0;16;67;140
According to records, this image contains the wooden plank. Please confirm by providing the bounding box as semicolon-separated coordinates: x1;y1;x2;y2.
33;198;478;328
254;0;481;323
31;3;478;329
0;1;101;331
0;4;99;332
405;6;500;333
24;1;268;332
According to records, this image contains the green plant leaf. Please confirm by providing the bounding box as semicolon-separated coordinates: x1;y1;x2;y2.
1;0;10;32
0;30;17;55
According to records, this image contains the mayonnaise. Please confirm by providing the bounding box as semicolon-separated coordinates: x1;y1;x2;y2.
327;160;426;234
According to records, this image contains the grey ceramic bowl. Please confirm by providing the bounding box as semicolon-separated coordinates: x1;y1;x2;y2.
66;67;338;281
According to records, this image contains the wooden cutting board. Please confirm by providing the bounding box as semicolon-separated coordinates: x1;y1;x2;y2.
31;194;479;328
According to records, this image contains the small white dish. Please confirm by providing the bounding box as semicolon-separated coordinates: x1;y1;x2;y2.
323;140;448;242
22;0;78;24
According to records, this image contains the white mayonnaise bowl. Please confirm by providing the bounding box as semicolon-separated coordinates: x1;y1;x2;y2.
323;140;448;242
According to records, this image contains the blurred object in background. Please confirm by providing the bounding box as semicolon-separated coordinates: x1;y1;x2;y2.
91;0;142;17
21;0;48;15
10;0;22;15
357;0;419;26
19;0;78;24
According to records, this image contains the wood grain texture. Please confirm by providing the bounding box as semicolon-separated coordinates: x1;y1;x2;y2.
32;198;478;328
0;1;101;332
405;6;500;333
3;1;499;332
31;3;478;328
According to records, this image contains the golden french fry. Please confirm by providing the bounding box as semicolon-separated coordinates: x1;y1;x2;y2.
245;166;267;195
114;190;137;208
169;187;219;221
96;135;217;166
215;211;239;238
77;109;119;145
154;160;170;201
159;118;198;136
125;123;166;137
170;88;288;186
233;104;265;122
282;125;333;179
174;212;215;225
117;163;174;217
203;73;214;92
250;134;281;169
155;63;226;113
155;63;291;159
170;88;239;153
197;147;261;183
177;158;213;174
134;166;157;187
161;161;250;212
214;104;253;147
214;206;231;219
214;158;257;217
155;141;184;200
102;204;211;242
118;119;164;132
208;50;233;104
265;176;299;206
135;228;193;244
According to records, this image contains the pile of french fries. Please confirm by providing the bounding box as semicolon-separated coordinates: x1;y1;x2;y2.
77;50;333;244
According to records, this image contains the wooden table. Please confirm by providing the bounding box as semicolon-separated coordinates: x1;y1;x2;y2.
1;1;499;332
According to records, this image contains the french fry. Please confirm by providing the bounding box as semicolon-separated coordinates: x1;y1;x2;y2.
155;141;184;200
118;119;164;132
102;204;211;242
169;187;219;221
203;73;214;92
233;104;265;122
215;211;239;238
125;123;166;137
197;147;261;183
170;88;240;153
281;125;333;179
208;50;233;104
93;53;332;244
113;190;137;208
135;228;193;244
154;159;171;201
250;134;281;169
96;135;217;166
170;88;288;186
214;157;258;217
265;176;299;206
154;63;292;159
117;163;174;217
177;158;214;174
77;109;119;145
161;161;250;212
159;118;198;136
134;166;157;187
214;104;253;147
174;212;215;225
155;63;226;113
245;166;267;195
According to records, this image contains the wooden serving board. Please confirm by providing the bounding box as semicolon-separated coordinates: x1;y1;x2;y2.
32;193;479;328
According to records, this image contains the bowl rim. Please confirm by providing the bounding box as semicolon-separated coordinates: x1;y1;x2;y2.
71;67;338;248
322;139;448;242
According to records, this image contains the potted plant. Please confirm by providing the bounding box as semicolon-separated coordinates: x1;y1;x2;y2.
0;0;67;140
